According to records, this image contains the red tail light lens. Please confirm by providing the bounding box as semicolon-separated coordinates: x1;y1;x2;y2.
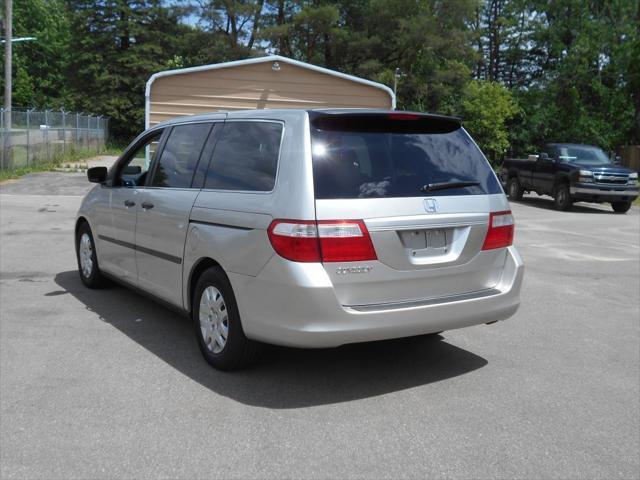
267;220;320;262
317;220;377;262
482;211;515;250
267;219;377;263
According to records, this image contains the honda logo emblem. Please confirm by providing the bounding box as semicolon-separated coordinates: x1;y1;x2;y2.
424;198;437;213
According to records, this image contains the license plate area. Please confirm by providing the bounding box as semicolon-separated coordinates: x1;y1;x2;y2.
400;228;450;258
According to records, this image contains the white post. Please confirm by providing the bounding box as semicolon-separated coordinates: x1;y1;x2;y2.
26;108;31;166
61;109;66;153
44;109;49;161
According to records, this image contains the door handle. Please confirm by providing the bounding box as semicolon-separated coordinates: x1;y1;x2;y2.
124;200;135;208
141;202;154;210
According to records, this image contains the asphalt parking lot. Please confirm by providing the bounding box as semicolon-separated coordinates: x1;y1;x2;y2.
1;171;638;479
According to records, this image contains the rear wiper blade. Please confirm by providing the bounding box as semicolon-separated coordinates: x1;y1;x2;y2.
420;181;480;192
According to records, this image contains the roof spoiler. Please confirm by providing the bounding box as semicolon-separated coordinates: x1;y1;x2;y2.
309;111;461;134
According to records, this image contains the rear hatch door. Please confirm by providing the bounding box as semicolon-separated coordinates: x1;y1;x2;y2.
310;112;507;307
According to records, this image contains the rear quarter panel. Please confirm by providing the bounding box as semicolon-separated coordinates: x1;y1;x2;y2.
182;110;316;310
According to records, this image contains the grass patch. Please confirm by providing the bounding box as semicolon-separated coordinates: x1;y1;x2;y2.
0;161;65;182
0;146;115;182
102;141;126;156
633;197;640;206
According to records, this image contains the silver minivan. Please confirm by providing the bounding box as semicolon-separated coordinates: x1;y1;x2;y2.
76;109;524;369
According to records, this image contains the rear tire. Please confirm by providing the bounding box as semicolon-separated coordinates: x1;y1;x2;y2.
192;267;260;370
611;201;631;213
554;183;573;211
507;177;524;201
76;222;106;288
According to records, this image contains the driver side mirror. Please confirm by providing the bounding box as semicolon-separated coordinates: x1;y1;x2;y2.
613;155;622;165
87;166;108;184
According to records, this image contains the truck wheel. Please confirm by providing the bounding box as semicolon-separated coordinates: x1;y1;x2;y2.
611;201;632;213
507;177;523;201
192;266;261;370
554;184;573;211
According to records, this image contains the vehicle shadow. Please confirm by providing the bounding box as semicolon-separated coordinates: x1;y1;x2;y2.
511;194;612;214
54;270;488;409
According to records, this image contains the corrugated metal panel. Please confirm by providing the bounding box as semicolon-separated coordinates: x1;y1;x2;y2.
147;59;393;127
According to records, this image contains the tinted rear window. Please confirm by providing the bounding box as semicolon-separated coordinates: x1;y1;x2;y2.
311;114;501;199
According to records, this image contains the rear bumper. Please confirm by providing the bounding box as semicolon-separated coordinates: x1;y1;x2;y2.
571;184;638;202
230;246;524;348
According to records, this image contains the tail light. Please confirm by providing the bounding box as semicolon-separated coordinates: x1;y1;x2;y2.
267;220;320;262
267;219;377;262
482;211;515;250
317;220;377;262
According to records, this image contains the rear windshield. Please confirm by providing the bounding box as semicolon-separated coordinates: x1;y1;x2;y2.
310;114;502;199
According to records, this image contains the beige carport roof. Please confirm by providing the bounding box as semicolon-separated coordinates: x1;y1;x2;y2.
145;55;396;128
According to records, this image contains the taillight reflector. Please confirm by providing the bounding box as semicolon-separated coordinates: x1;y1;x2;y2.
482;211;515;250
267;219;377;262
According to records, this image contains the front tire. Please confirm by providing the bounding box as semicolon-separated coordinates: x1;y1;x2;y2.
507;177;524;201
192;267;260;370
554;183;573;211
611;201;632;213
76;222;106;288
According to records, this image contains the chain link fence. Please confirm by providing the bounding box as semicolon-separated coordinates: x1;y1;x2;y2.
0;108;109;169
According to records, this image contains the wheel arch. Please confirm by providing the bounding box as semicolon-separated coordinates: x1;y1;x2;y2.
75;216;90;249
507;168;520;178
187;257;225;314
554;174;570;188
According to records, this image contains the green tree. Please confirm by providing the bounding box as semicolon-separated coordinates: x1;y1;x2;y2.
197;0;266;53
0;0;71;108
13;67;35;106
66;0;196;139
261;0;478;113
458;80;519;162
508;0;638;152
261;1;341;64
2;0;636;152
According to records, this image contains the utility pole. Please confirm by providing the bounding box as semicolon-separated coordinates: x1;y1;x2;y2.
1;0;34;169
2;0;11;168
393;68;406;108
393;68;400;98
4;0;11;129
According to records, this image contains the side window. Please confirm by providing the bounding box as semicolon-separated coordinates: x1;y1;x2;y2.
191;123;223;189
204;122;282;192
116;131;162;187
544;146;556;160
150;123;212;188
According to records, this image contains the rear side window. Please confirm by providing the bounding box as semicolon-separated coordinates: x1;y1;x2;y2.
151;123;212;188
204;121;282;192
310;114;501;199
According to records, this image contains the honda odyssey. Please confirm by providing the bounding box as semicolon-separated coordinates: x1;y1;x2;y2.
75;109;524;370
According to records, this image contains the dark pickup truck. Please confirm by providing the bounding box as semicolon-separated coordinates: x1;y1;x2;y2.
501;143;638;213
